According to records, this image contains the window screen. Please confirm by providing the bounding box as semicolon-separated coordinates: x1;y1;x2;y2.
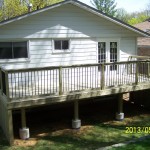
0;42;12;59
0;42;28;59
13;42;28;58
54;40;69;50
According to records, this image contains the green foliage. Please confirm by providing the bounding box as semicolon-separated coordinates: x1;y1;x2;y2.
29;0;62;10
91;0;117;16
0;0;62;21
127;13;150;25
115;8;150;25
1;0;27;20
0;9;3;21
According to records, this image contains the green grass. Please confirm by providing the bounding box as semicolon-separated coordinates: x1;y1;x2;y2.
0;101;150;150
111;137;150;150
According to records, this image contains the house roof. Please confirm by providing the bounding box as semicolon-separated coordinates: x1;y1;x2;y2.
134;19;150;46
134;19;150;32
0;0;150;37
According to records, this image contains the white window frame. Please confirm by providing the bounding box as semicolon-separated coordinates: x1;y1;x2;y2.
0;40;30;63
52;39;71;54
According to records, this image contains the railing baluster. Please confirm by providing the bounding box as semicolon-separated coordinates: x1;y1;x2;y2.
34;71;36;95
11;73;13;98
24;72;27;96
18;72;20;98
21;72;23;97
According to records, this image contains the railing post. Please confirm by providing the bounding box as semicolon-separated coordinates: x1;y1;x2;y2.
101;63;105;90
135;62;139;84
127;62;132;74
5;71;10;99
148;61;150;78
59;66;62;95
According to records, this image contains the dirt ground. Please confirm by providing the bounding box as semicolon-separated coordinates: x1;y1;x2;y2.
12;95;149;147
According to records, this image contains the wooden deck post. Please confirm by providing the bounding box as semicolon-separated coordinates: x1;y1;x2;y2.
19;108;30;140
59;67;62;95
116;94;124;121
72;100;81;129
135;62;139;84
5;71;10;100
101;63;105;90
74;100;79;120
118;94;123;113
21;108;26;128
7;110;14;146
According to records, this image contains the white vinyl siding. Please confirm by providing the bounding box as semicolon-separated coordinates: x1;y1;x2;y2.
0;4;139;68
120;37;137;61
29;39;97;66
0;39;97;69
0;4;140;39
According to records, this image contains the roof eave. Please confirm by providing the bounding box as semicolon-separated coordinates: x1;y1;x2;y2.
71;1;150;37
0;0;149;37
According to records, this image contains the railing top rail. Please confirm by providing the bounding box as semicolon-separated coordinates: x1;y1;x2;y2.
1;60;150;73
129;55;150;59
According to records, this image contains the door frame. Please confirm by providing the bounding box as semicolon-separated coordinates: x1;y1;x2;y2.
96;38;120;63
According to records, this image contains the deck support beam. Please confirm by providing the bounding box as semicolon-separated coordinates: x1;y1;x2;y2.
19;108;30;140
72;100;81;129
116;94;124;121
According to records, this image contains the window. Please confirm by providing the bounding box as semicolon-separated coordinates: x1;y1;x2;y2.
98;42;106;63
0;42;28;59
54;40;69;51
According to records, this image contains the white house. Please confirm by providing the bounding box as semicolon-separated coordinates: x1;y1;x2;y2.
0;0;150;145
0;0;149;69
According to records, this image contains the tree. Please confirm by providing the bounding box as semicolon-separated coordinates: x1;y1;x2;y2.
0;0;27;20
0;0;62;21
21;0;62;10
145;2;150;16
127;13;149;25
115;8;129;22
91;0;117;16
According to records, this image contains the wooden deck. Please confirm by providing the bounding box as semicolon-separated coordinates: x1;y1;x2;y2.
0;60;150;145
0;61;150;108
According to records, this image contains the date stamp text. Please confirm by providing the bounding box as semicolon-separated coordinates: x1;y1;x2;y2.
125;127;150;134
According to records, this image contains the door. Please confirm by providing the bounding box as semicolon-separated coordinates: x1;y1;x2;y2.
98;41;118;70
110;42;117;70
98;42;106;63
98;42;106;71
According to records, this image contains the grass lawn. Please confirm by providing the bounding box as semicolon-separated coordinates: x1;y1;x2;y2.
0;99;150;150
111;137;150;150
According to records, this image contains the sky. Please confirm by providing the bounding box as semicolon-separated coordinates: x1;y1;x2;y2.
79;0;149;13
